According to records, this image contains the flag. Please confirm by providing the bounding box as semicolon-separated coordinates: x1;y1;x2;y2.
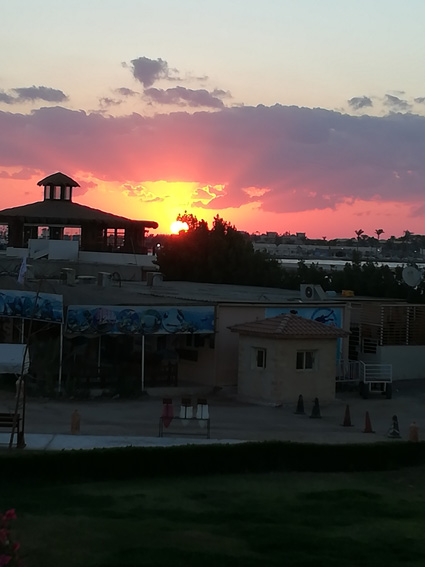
17;257;27;284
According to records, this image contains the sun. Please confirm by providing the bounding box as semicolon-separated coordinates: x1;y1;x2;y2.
170;220;189;234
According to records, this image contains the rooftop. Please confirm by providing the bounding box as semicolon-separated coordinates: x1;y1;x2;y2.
230;313;349;339
37;172;80;187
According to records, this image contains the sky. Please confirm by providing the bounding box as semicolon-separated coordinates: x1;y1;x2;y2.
1;0;425;239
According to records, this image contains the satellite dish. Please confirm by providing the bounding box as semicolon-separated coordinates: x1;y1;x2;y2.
402;266;422;287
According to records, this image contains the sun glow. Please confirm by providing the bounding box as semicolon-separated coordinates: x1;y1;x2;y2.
170;220;189;234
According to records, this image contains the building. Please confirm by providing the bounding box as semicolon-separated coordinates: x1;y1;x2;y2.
230;313;349;404
0;172;158;254
0;173;424;399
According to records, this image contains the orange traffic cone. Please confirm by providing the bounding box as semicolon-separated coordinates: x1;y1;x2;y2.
363;411;375;433
342;404;353;427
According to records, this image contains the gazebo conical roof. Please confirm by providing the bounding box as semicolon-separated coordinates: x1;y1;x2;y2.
37;172;80;187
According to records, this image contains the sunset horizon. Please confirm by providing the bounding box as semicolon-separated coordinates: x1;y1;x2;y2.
2;1;425;240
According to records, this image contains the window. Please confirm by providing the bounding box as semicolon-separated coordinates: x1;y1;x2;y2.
53;186;61;199
296;350;316;370
252;347;267;369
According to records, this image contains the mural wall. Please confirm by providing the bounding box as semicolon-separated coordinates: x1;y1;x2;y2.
0;290;63;323
265;305;343;328
65;305;215;336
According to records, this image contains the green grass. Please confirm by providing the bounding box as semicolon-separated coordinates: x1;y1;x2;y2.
4;468;425;567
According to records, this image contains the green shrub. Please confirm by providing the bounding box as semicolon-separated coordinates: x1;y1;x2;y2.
1;441;425;483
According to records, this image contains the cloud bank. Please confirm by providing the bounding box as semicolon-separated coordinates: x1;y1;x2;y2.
1;103;424;216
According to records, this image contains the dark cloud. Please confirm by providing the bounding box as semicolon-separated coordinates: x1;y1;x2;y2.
99;97;122;108
144;86;225;108
74;179;95;197
0;91;15;104
12;86;68;103
414;97;425;104
116;87;138;97
129;57;171;87
384;94;411;111
1;104;425;215
122;184;164;202
348;96;373;110
0;167;39;180
212;88;232;99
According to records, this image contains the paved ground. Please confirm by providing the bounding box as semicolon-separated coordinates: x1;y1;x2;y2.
1;380;425;449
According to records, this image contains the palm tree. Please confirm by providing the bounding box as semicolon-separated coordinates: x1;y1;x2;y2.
374;229;384;258
355;229;364;251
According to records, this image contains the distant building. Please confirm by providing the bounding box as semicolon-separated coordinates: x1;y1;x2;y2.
0;172;158;254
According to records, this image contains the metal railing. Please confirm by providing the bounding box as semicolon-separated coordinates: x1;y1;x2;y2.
336;360;392;383
359;361;392;383
336;360;359;382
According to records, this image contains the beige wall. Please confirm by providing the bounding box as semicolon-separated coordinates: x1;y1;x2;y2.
214;305;265;386
237;336;337;404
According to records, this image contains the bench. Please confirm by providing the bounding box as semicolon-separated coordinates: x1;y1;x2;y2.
0;412;24;448
158;398;211;439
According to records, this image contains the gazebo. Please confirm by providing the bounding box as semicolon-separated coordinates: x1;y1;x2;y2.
0;172;158;254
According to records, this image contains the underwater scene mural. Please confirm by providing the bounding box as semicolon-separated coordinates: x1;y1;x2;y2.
0;290;63;323
65;305;215;335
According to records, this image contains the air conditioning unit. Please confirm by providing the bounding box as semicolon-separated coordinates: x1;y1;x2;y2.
146;271;163;287
98;271;112;287
61;267;76;286
300;284;327;301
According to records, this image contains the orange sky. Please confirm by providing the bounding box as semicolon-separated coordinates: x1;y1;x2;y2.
0;167;422;240
1;15;425;241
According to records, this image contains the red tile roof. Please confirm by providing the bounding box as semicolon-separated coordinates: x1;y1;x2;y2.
230;313;349;339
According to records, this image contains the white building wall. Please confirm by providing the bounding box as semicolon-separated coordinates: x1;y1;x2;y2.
376;345;425;380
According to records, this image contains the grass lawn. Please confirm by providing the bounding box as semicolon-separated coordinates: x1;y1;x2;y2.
3;466;425;567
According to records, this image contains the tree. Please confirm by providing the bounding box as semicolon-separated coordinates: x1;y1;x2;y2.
355;229;364;252
176;211;199;231
155;215;283;287
375;228;384;241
